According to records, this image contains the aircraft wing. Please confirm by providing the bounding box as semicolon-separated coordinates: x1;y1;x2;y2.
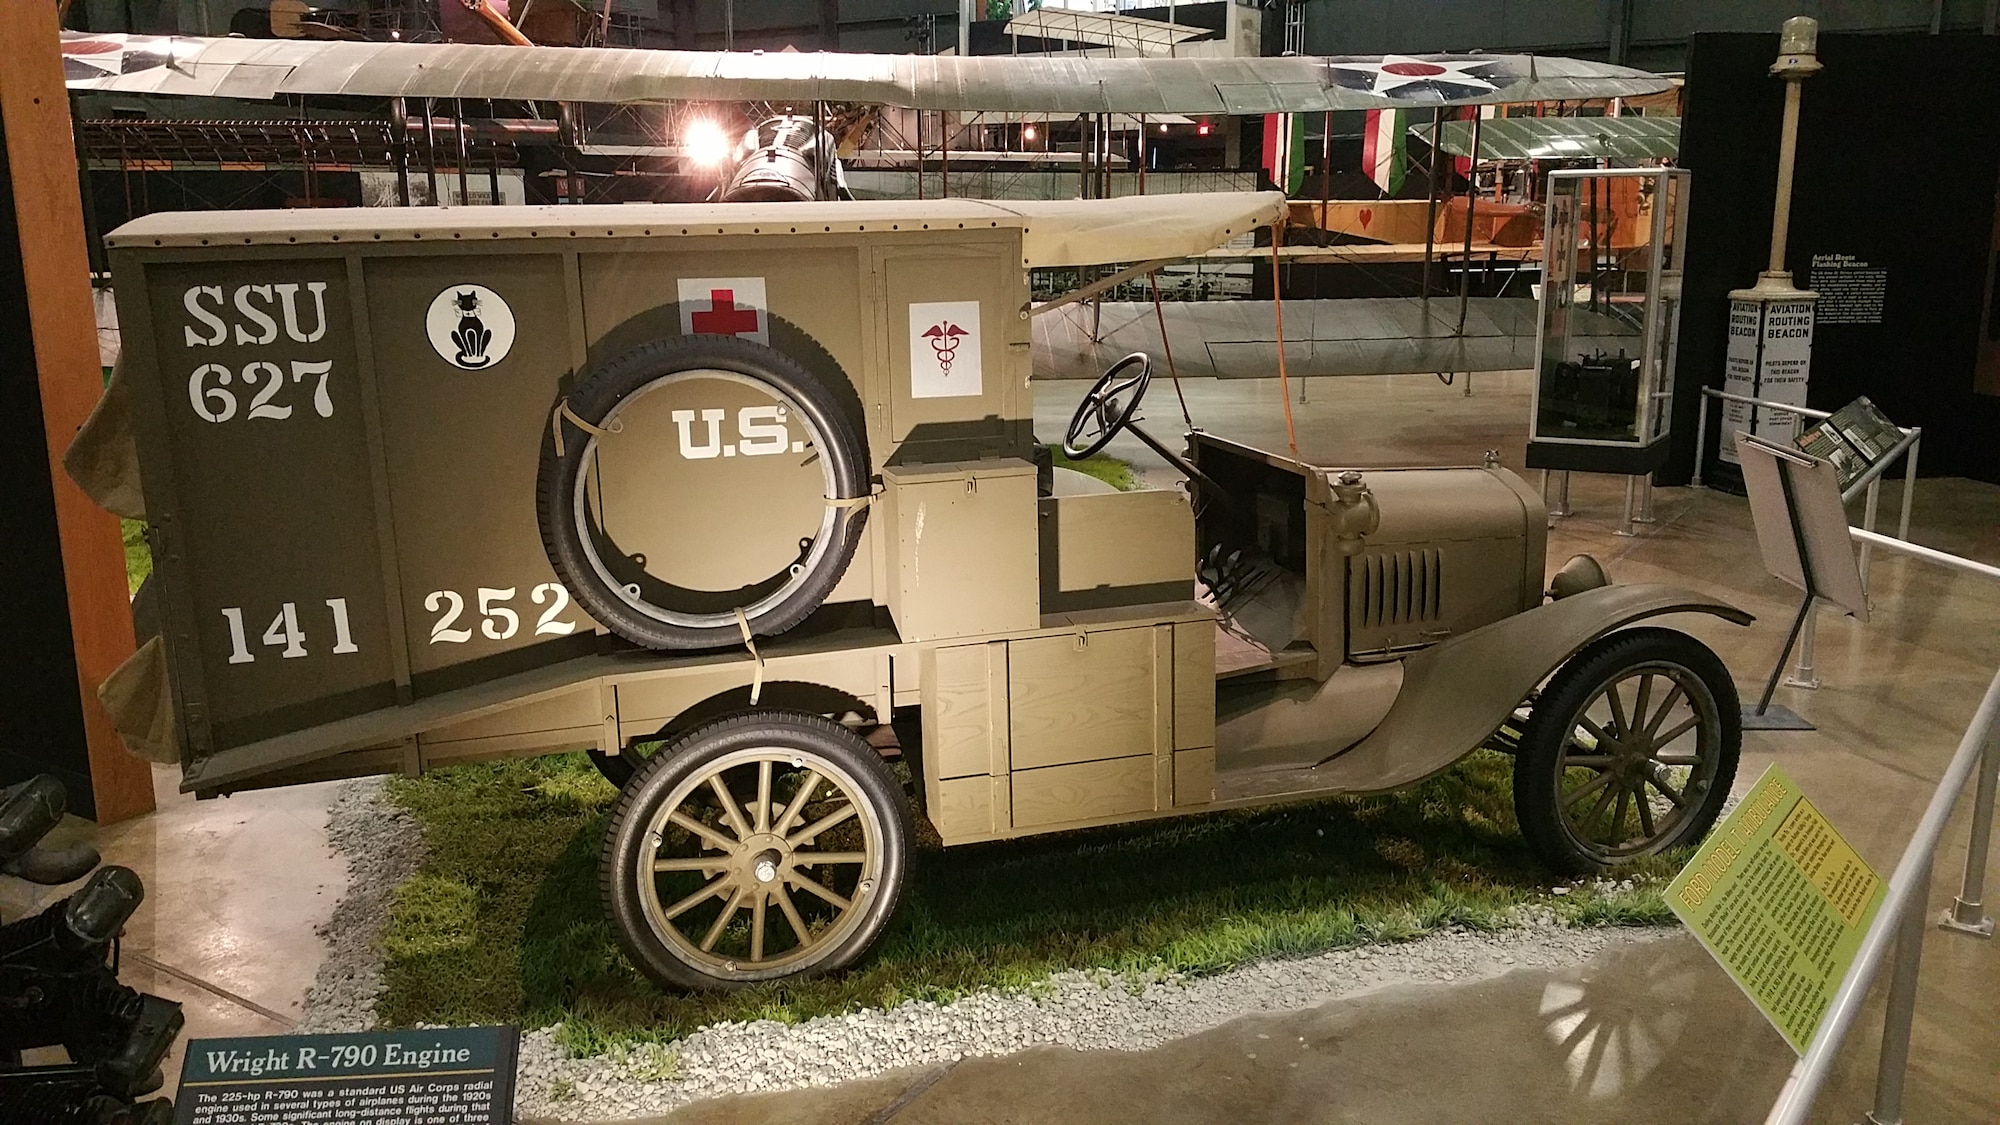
61;33;1670;110
1420;114;1681;161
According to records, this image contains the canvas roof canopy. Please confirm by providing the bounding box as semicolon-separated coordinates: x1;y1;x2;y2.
106;191;1287;269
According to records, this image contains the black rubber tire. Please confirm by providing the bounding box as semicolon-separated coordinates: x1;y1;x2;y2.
1514;627;1741;875
537;335;870;651
586;748;637;790
589;680;877;791
600;710;910;991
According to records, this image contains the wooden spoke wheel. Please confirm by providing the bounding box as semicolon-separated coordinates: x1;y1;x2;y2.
600;711;908;990
1515;628;1741;874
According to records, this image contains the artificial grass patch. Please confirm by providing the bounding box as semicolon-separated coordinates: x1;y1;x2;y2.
1048;448;1142;491
375;750;1679;1053
122;519;151;595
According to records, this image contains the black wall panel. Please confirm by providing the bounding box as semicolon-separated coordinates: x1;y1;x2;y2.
1671;31;2000;486
0;114;99;817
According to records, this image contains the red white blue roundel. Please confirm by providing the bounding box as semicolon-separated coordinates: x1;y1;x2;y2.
1326;55;1523;104
59;33;190;83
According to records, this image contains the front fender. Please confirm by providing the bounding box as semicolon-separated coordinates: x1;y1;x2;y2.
1310;583;1752;794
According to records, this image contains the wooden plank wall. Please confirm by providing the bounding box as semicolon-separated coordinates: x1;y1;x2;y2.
0;3;153;823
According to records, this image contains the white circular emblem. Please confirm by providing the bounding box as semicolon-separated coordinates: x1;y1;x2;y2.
426;284;516;370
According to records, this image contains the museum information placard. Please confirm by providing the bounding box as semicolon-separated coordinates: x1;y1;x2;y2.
1667;765;1884;1054
1808;254;1888;325
173;1026;517;1125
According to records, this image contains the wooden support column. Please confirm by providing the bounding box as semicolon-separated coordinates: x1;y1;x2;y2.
0;2;153;823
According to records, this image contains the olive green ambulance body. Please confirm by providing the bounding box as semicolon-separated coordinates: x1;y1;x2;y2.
102;192;1747;989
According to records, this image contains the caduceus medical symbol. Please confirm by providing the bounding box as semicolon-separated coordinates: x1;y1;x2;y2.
923;321;969;376
450;290;493;368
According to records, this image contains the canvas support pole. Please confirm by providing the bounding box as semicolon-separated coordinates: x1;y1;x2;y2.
1137;115;1146;195
1421;108;1443;300
489;98;503;204
423;98;440;205
455;98;471;205
389;98;411;205
1457;112;1482;334
1312;108;1328;226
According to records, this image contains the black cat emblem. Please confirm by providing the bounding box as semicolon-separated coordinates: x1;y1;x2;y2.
449;289;493;368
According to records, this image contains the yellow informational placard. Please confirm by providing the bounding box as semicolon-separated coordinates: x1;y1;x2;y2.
1667;764;1886;1055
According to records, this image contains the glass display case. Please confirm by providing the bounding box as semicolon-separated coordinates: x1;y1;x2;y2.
1527;167;1690;474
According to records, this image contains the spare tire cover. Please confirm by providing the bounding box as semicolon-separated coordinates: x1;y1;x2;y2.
538;335;869;651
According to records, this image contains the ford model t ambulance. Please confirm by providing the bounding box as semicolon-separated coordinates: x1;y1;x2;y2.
95;191;1747;989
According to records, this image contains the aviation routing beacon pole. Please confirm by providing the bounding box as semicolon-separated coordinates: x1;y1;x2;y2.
1714;17;1822;478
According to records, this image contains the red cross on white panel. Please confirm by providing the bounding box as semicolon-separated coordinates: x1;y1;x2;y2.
677;277;770;344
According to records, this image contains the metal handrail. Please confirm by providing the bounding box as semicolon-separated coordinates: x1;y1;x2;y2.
1852;527;2000;583
1704;386;1837;422
1762;530;2000;1125
1692;388;1919;537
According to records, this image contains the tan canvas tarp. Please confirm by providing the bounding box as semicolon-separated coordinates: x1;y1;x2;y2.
1003;193;1283;268
63;359;145;521
107;192;1288;269
98;636;177;764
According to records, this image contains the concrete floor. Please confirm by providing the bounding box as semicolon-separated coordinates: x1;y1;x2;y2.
656;370;2000;1123
0;767;345;1100
7;368;1998;1123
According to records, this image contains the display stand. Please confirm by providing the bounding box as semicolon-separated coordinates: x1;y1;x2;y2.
1525;167;1690;532
1736;432;1871;732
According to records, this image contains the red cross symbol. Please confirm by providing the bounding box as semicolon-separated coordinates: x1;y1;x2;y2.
690;288;762;337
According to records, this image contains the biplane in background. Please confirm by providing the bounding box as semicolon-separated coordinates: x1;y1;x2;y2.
62;28;1675;381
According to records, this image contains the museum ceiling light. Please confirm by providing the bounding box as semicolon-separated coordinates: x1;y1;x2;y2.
684;118;730;166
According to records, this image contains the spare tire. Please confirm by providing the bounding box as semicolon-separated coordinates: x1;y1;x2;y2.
538;335;870;651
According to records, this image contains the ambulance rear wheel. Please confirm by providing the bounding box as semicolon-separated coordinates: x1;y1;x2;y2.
538;335;870;651
601;710;909;990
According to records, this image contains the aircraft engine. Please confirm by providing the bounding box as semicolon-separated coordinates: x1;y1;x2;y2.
719;115;846;203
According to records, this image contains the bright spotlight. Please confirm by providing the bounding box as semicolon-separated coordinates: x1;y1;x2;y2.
685;118;731;167
1022;123;1038;141
1158;123;1169;133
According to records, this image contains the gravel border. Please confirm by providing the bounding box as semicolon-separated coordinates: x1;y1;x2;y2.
513;916;1672;1121
295;777;428;1034
301;781;1679;1122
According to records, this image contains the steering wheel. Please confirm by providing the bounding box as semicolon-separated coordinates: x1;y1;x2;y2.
1062;352;1153;460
